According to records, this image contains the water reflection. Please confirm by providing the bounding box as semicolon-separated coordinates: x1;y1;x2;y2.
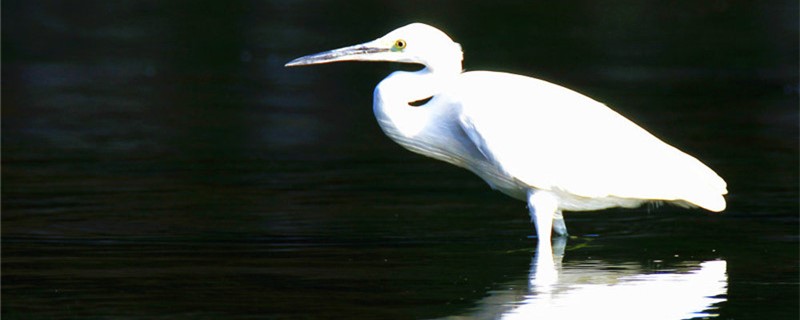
445;239;727;320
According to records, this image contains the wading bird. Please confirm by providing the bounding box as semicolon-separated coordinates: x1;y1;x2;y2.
285;23;727;245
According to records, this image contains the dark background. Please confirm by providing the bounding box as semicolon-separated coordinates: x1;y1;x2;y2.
3;1;798;319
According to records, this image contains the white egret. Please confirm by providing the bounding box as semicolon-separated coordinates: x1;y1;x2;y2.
285;23;727;244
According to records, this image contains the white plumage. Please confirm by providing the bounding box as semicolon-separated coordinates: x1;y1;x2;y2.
456;71;727;212
286;23;727;244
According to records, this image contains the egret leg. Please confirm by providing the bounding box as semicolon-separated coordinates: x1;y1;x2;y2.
552;235;567;260
529;192;560;290
553;210;568;237
527;190;559;242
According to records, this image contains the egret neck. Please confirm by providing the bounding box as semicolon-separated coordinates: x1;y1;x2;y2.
373;40;462;136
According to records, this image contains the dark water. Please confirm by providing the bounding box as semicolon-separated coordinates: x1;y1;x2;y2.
3;1;798;319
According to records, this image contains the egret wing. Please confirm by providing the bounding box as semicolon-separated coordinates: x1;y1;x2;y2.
455;71;726;211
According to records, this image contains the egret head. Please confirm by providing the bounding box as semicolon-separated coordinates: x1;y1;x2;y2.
285;23;463;72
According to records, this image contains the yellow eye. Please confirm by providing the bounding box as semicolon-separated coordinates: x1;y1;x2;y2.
394;39;407;50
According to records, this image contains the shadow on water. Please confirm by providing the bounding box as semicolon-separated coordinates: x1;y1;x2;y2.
3;1;798;319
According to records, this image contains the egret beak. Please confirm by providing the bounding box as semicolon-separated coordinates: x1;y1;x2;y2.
285;40;392;67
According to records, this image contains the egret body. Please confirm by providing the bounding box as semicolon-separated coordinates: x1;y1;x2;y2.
286;23;727;244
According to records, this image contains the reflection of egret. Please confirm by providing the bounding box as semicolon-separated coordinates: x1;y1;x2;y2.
506;259;728;320
286;23;727;245
436;247;728;320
